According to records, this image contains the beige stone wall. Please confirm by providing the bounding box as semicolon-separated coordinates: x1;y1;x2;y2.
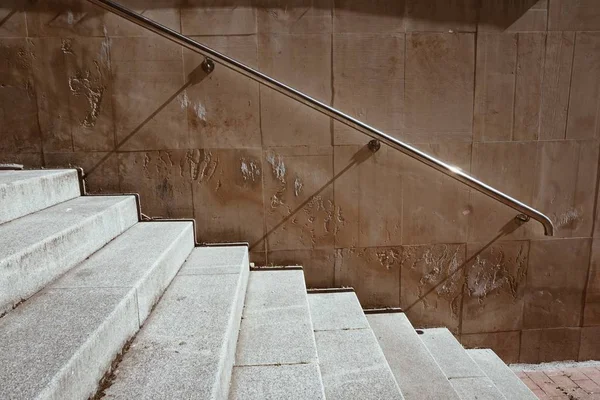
2;0;600;363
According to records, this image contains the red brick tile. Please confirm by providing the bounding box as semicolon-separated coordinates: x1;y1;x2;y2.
527;371;567;397
532;388;547;399
564;368;589;381
522;376;541;391
533;389;550;400
516;370;529;378
548;373;578;389
581;368;600;386
576;378;600;393
545;370;565;377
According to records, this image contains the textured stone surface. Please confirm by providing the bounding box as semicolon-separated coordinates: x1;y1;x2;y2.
333;146;404;248
6;1;600;364
566;32;600;140
0;195;137;313
549;0;600;31
0;169;80;224
469;349;537;399
52;221;194;321
0;220;194;400
534;140;599;238
462;241;529;333
263;146;334;251
333;34;404;145
190;148;265;249
181;0;256;35
524;238;591;329
420;328;506;399
0;38;39;153
308;291;370;331
256;0;332;34
230;364;326;400
45;151;119;193
401;145;471;244
405;0;478;32
110;36;188;151
404;33;474;142
268;249;335;288
520;327;582;363
449;377;506;400
0;287;138;400
235;270;317;365
103;246;248;400
368;313;460;400
584;239;600;326
420;328;487;379
473;33;517;142
333;0;405;33
334;247;401;308
401;244;466;332
479;0;548;32
579;326;600;361
540;32;575;140
183;35;260;149
461;331;521;365
118;150;194;219
315;329;404;400
259;34;331;147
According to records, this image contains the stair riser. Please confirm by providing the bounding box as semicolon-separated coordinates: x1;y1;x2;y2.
0;197;138;314
0;170;80;224
215;257;249;400
132;227;196;323
39;294;139;400
101;246;248;400
9;224;195;400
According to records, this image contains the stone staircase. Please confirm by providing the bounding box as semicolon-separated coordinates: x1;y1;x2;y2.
0;169;538;400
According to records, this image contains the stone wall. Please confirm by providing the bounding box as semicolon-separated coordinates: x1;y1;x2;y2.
1;0;600;363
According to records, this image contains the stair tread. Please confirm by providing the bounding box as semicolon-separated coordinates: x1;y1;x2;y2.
103;246;249;400
309;291;370;331
0;195;138;313
230;364;325;400
0;222;194;400
420;328;506;400
367;313;461;400
0;169;80;224
234;270;318;366
468;349;537;400
229;270;324;400
308;292;404;400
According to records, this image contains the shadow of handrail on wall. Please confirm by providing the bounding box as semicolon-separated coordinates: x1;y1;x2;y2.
249;144;377;252
84;63;211;179
402;216;529;315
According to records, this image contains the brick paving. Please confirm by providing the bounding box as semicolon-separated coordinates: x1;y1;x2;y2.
517;366;600;399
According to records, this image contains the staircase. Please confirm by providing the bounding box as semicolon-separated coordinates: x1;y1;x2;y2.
0;168;538;400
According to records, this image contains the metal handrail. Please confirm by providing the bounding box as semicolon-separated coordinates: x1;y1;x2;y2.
87;0;555;236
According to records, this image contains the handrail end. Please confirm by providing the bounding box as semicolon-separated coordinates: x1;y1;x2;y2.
542;217;555;237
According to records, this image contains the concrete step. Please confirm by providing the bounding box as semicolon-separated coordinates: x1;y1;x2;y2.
419;328;507;400
0;195;138;315
102;246;250;400
367;312;461;400
468;349;537;400
229;268;325;400
0;221;194;400
308;291;404;400
0;169;80;224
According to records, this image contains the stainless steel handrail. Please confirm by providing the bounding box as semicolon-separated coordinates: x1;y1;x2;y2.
87;0;555;236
